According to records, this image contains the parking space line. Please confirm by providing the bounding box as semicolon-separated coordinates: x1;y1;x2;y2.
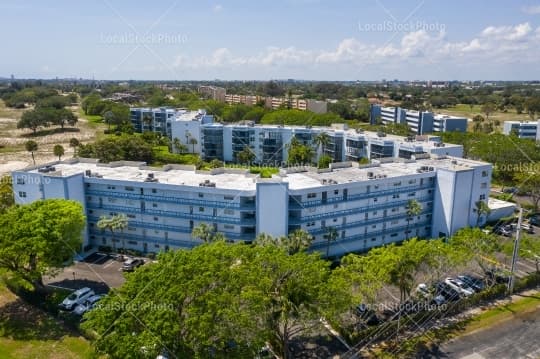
103;260;115;269
47;284;74;291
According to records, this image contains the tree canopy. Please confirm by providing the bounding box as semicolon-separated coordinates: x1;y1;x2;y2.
0;199;85;291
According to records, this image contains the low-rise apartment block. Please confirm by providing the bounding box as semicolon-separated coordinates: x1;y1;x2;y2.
12;155;495;257
502;120;540;140
370;104;468;134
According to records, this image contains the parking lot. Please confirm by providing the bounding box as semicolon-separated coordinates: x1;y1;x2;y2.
43;253;143;294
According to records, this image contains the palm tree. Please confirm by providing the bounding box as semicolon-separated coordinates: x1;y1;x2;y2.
69;138;80;157
323;226;338;258
53;144;64;160
405;199;422;240
285;229;313;254
172;137;187;153
475;200;491;226
313;132;331;162
97;214;128;253
189;138;198;153
192;223;215;243
25;140;38;165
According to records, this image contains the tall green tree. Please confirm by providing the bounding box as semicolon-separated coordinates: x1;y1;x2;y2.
69;138;80;157
405;199;422;240
475;200;491;226
0;175;14;215
450;227;500;276
25;140;38;165
313;132;330;163
53;144;65;160
97;214;128;253
83;242;350;359
323;226;338;258
0;199;85;291
236;145;256;164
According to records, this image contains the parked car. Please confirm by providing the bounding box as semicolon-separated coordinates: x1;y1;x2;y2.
457;274;485;292
122;258;145;272
59;287;95;311
435;282;461;302
444;277;475;296
521;223;535;234
485;268;511;285
495;226;513;237
355;304;380;326
73;294;103;316
416;283;446;305
503;187;518;194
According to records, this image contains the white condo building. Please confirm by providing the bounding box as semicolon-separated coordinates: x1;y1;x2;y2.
502;120;540;140
13;155;498;257
129;108;463;165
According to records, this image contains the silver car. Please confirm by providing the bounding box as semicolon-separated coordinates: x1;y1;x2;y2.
73;294;103;316
60;287;95;311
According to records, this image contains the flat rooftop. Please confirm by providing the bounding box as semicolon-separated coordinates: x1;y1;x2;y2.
21;156;489;191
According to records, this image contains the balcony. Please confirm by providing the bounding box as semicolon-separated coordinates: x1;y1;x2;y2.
86;203;256;225
289;183;434;208
86;189;255;210
309;221;432;250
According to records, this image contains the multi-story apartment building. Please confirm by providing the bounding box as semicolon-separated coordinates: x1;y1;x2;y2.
129;108;463;165
370;104;468;134
502;120;540;140
198;85;226;102
12;155;495;257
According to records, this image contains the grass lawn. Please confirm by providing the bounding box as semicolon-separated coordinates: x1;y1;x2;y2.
0;284;95;359
463;293;540;334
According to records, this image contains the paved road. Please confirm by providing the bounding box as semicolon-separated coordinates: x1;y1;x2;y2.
435;303;540;359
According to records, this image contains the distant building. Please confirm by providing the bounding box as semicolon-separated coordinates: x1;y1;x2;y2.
198;85;226;102
502;120;540;140
130;107;463;164
369;104;468;135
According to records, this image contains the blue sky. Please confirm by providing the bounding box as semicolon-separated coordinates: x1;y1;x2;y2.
1;0;540;80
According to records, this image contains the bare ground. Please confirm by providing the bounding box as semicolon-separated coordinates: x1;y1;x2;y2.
0;102;105;175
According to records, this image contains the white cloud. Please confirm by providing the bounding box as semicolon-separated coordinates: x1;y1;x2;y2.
213;4;223;13
522;5;540;14
172;22;540;70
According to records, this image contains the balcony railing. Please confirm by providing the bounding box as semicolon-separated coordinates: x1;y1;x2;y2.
289;195;433;224
289;183;435;208
86;190;255;210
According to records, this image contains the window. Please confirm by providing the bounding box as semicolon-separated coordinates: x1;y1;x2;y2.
393;181;401;187
224;225;234;230
373;211;378;215
334;204;338;209
306;221;316;227
154;244;160;248
127;214;135;218
391;220;398;224
373;198;378;202
199;207;204;212
482;170;488;177
479;194;486;200
307;193;317;199
107;185;116;190
16;177;25;185
408;192;416;197
125;186;134;191
128;227;136;231
224;209;234;215
18;191;27;198
88;210;94;214
102;238;106;245
153;217;158;221
333;218;338;222
152;189;157;193
408;179;416;184
224;195;234;200
89;223;94;227
334;190;339;195
480;182;487;189
107;197;116;203
371;238;376;242
152;203;158;208
87;196;92;201
128;241;138;245
391;207;398;212
390;233;398;237
198;193;204;198
372;225;376;228
392;194;400;199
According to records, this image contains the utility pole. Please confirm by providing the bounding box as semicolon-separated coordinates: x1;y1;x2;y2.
508;207;523;294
